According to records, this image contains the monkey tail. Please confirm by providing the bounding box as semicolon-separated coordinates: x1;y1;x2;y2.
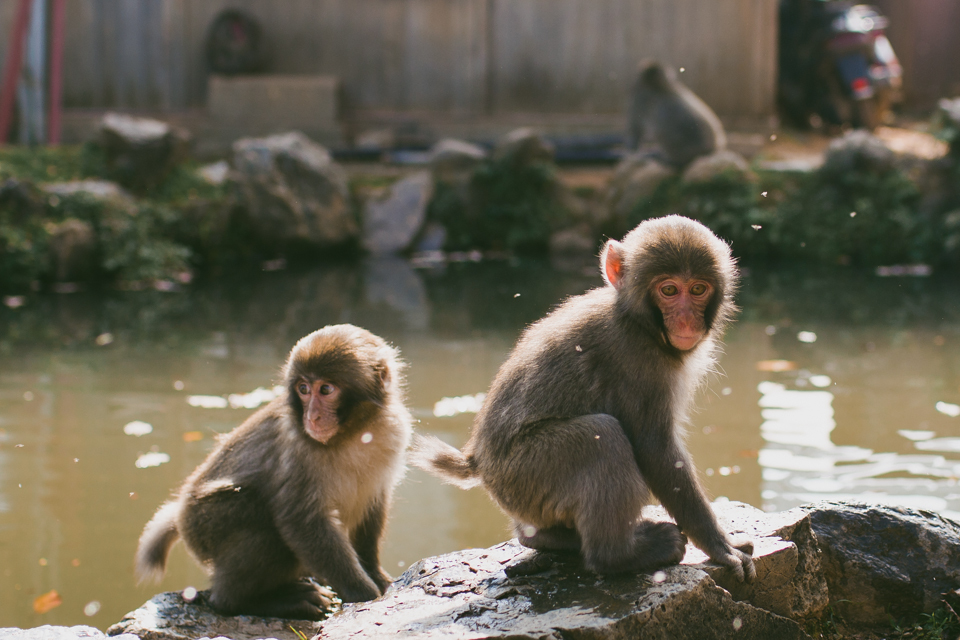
134;501;181;584
410;434;482;489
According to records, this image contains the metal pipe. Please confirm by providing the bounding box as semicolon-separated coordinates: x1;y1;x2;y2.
0;0;34;145
48;0;66;145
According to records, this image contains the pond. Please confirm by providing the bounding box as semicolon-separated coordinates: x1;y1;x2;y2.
2;256;960;629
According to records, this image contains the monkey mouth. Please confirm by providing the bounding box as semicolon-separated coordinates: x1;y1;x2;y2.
306;420;338;444
668;332;703;351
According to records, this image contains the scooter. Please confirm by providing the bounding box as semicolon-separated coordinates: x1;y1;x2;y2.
779;1;902;130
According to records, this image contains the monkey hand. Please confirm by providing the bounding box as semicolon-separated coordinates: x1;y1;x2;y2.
713;538;756;583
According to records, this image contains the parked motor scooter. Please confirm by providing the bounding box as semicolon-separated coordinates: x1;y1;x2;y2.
779;0;902;130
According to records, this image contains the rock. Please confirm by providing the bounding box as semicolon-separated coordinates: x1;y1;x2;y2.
682;150;755;184
413;222;447;253
0;178;45;221
98;113;191;192
0;626;137;640
429;138;488;184
802;501;960;625
362;171;433;254
322;538;810;639
820;129;896;176
48;218;98;282
549;223;596;256
492;128;555;166
42;180;136;210
198;161;230;186
603;154;676;231
105;590;322;640
363;256;429;330
230;131;357;251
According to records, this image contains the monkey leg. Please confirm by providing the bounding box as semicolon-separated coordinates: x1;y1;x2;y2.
490;414;685;575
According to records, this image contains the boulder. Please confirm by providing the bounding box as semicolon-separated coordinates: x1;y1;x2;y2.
429;138;488;184
230;131;357;251
549;223;596;256
803;501;960;625
492;128;555;166
42;180;136;210
603;154;676;231
820;129;896;176
321;501;819;639
98;113;191;192
0;626;137;640
682;150;755;184
362;171;433;254
105;590;324;640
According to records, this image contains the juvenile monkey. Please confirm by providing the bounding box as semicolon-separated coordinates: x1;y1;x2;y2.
414;216;755;581
627;60;727;167
136;325;412;620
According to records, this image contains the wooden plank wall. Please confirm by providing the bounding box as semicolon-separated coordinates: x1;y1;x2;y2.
0;0;778;119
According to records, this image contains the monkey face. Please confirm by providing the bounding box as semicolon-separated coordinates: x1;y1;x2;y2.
650;276;713;350
295;377;342;444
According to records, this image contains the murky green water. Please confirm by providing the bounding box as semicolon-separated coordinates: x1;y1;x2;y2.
2;256;960;629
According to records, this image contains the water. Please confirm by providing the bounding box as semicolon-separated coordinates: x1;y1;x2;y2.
2;256;960;629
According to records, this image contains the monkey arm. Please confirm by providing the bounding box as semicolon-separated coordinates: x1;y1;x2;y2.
350;497;393;592
632;427;756;582
273;499;381;603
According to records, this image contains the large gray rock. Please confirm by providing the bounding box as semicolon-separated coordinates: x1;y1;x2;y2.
230;132;357;251
321;501;816;639
98;113;191;192
492;128;555;166
42;180;136;210
603;154;676;231
428;139;487;184
105;590;324;640
820;129;896;176
681;149;755;184
362;171;433;254
0;626;137;640
802;501;960;624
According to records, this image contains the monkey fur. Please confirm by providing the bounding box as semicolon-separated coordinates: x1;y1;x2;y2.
135;324;412;620
627;60;727;167
413;216;755;582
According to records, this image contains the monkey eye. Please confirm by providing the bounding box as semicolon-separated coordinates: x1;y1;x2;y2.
660;284;679;297
319;384;334;396
690;283;708;296
297;382;310;395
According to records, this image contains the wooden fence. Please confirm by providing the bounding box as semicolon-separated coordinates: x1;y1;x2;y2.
0;0;779;120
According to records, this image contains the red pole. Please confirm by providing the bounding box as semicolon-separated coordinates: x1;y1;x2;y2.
48;0;66;145
0;0;33;145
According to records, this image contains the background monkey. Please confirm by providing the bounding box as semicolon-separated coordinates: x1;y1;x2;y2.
627;60;727;167
136;324;412;620
414;216;755;581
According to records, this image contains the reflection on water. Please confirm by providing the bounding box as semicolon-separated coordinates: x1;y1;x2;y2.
1;259;960;628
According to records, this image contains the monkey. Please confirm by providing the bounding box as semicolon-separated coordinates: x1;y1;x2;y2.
413;215;755;582
626;60;727;168
135;324;412;620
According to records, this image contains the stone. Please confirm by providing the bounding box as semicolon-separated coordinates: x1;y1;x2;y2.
802;501;960;625
105;590;322;640
230;131;357;251
549;224;596;256
98;113;191;192
321;536;811;640
492;128;555;166
820;129;896;176
42;180;136;210
362;171;433;254
682;150;755;184
48;218;98;282
429;138;488;184
603;154;676;230
0;626;137;640
363;256;429;330
208;75;341;148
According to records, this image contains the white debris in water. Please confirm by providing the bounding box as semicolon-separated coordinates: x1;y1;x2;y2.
135;452;170;468
809;375;832;388
935;402;960;418
123;421;153;437
433;393;486;417
187;395;229;409
228;386;284;409
797;331;817;343
898;429;936;442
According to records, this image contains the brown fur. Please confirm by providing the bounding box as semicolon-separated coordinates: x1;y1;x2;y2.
135;324;412;620
412;216;755;581
627;60;727;167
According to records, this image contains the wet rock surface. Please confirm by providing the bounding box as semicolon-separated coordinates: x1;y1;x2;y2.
803;501;960;624
105;590;323;640
98;113;191;192
362;171;433;254
0;626;138;640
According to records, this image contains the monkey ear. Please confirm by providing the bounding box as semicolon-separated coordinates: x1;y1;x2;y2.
601;240;625;289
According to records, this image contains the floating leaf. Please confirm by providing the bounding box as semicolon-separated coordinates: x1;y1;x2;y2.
33;590;62;614
755;360;798;372
182;431;203;443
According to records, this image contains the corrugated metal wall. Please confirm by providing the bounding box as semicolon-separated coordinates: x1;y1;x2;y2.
0;0;779;119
